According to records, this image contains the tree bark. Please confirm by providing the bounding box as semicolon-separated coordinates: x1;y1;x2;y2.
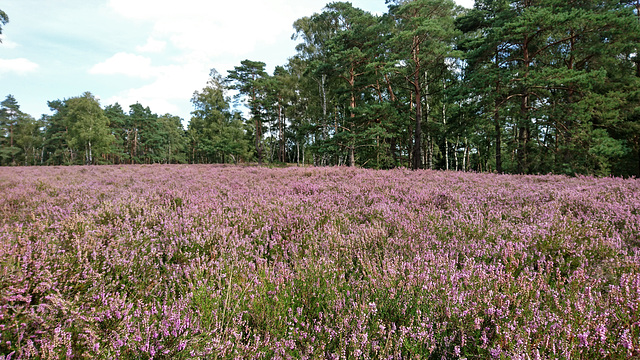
278;99;285;163
494;90;503;173
443;101;448;170
132;129;137;165
455;136;459;171
517;32;531;174
9;123;14;165
411;41;423;170
320;75;328;166
411;37;424;170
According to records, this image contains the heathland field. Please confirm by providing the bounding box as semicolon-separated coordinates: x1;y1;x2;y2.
0;165;639;359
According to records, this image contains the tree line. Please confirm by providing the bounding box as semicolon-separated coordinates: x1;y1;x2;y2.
1;0;639;176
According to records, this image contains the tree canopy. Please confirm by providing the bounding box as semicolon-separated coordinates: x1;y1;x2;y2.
0;9;8;42
2;1;639;176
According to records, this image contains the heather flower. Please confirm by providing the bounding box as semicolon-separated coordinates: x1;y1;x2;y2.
620;329;634;351
0;165;638;358
596;323;607;343
577;331;590;347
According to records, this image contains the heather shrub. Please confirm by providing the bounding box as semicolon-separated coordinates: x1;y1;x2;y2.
0;165;638;359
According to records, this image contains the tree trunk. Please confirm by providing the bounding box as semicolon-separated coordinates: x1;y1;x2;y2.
442;79;449;170
517;26;533;174
255;117;262;165
634;4;640;175
9;124;14;165
412;37;423;170
192;141;196;164
412;90;423;170
455;136;459;171
278;100;285;163
132;129;137;164
430;138;434;170
377;135;380;168
349;146;355;167
495;92;503;174
349;65;357;168
517;94;530;174
443;106;448;171
320;75;328;167
424;135;429;169
384;73;397;102
464;137;469;171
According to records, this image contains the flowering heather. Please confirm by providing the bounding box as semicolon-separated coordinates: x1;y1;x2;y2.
0;165;639;359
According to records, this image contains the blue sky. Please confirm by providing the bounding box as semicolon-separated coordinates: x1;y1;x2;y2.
1;0;474;124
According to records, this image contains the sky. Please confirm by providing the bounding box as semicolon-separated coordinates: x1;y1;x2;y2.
1;0;475;124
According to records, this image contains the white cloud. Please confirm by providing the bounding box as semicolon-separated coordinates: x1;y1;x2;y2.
89;52;155;78
136;37;166;53
101;0;341;119
0;58;39;75
100;61;214;119
0;35;18;49
100;0;472;120
107;0;334;57
108;0;474;58
456;0;475;8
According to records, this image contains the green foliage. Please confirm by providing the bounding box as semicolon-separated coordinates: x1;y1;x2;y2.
189;69;251;164
34;94;188;166
0;95;45;166
0;95;21;165
0;8;7;40
104;103;129;164
226;61;268;164
128;102;161;164
458;0;640;175
158;114;187;164
66;92;114;165
3;1;640;175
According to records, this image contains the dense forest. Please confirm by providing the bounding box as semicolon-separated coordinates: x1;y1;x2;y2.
2;0;640;176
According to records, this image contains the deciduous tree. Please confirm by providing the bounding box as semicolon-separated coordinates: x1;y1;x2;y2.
66;92;113;165
226;60;268;165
